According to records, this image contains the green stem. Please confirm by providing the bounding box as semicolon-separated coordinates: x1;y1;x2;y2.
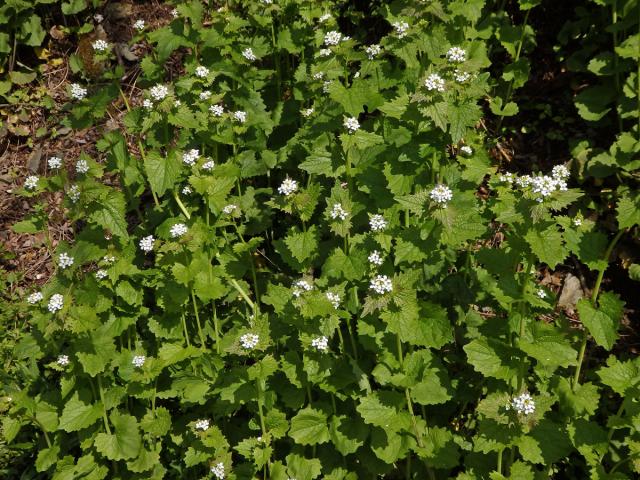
573;228;625;390
191;291;206;349
497;448;504;475
137;141;160;207
97;375;112;435
181;312;191;347
173;191;191;220
398;335;423;449
612;0;623;132
212;303;221;354
230;278;255;310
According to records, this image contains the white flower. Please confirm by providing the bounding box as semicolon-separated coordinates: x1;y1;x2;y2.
133;19;145;31
368;250;383;266
132;355;146;368
330;203;348;220
459;146;473;156
429;184;453;206
319;13;332;23
326;292;340;309
312;72;325;81
182;185;192;195
58;252;74;269
278;178;298;196
139;235;155;252
324;31;342;46
424;73;445;92
57;355;70;366
552;165;570;180
195;66;209;78
75;159;89;174
354;71;360;79
573;218;582;227
68;184;80;203
222;204;238;215
343;117;360;133
392;21;409;38
94;13;104;23
95;270;108;280
454;69;471;83
195;419;210;431
318;48;332;58
174;100;181;107
446;46;466;63
322;80;333;93
530;175;566;201
103;255;116;264
183;149;200;166
311;336;329;352
48;156;62;169
199;91;212;100
209;104;224;116
499;172;515;184
509;392;535;416
365;44;381;59
211;462;225;479
92;39;109;52
261;0;273;4
170;223;188;238
370;275;393;294
292;279;313;297
242;47;257;61
142;99;153;109
240;333;259;350
537;288;546;299
233;110;247;123
202;159;215;170
150;84;169;101
27;292;43;304
24;176;39;190
369;214;387;232
70;83;87;100
171;8;179;18
301;107;314;117
516;175;532;188
48;294;64;313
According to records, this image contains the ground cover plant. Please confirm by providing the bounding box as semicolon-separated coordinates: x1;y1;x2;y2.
1;0;639;479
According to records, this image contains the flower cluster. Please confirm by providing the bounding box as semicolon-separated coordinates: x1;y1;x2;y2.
370;275;393;294
139;235;155;252
150;84;169;101
343;117;360;133
183;149;200;166
95;270;108;280
27;292;43;304
211;462;225;479
536;289;546;299
68;185;80;203
365;44;381;59
58;252;74;269
392;21;409;38
318;48;332;58
233;111;247;123
424;73;445;92
324;31;342;46
330;203;348;220
210;105;224;116
278;178;298;196
70;83;87;100
132;355;146;368
301;107;314;117
57;355;70;366
199;91;212;100
311;336;329;352
170;223;188;238
48;294;64;313
319;13;332;23
92;39;109;52
508;392;535;416
195;66;209;78
202;159;215;170
499;165;570;202
242;48;257;61
24;176;39;190
446;46;466;63
222;204;238;215
292;279;313;297
459;145;473;156
133;19;145;31
195;419;210;431
368;250;384;266
48;156;62;169
75;159;89;174
429;184;453;206
369;214;387;232
240;333;259;350
326;292;340;309
454;69;471;83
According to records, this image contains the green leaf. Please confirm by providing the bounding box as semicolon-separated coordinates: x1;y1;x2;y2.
356;393;399;430
524;224;567;268
144;150;181;196
329;415;367;455
520;322;577;370
577;292;625;350
286;453;322;480
58;394;102;432
489;97;518;116
448;99;481;142
597;356;640;395
94;411;142;461
35;445;60;472
9;71;37;85
88;190;129;239
284;226;319;263
617;189;640;229
464;338;521;381
574;86;614;122
62;0;88;15
289;407;330;445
